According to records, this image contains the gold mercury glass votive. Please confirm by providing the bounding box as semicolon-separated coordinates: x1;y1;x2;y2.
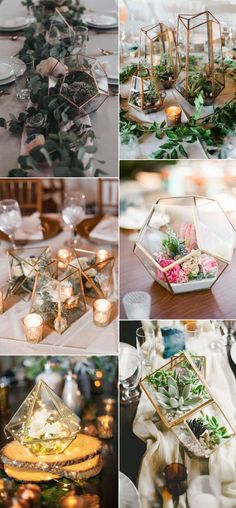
0;291;3;314
23;313;43;343
97;415;114;439
57;248;73;270
93;299;112;327
165;106;182;126
103;398;116;415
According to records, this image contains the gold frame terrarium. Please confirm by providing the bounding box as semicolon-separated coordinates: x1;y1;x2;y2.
74;248;115;299
4;379;81;456
60;55;109;116
134;195;235;295
30;261;87;334
129;70;165;114
176;11;225;105
139;22;180;88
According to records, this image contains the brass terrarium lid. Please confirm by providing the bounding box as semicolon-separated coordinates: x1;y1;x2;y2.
4;380;81;455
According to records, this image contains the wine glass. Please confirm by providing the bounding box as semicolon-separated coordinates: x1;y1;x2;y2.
0;200;22;249
136;326;155;374
62;191;86;247
119;343;142;403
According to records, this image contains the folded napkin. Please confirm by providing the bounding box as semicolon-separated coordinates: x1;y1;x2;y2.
15;212;43;241
133;335;236;508
90;215;118;244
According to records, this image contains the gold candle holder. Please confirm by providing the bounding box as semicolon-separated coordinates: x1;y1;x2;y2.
57;248;73;270
0;291;3;315
23;313;43;343
97;415;114;439
93;299;112;327
103;398;116;415
165;106;182;126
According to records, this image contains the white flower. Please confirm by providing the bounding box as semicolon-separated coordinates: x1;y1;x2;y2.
78;257;90;270
48;280;73;302
43;421;62;438
86;268;97;277
12;265;23;277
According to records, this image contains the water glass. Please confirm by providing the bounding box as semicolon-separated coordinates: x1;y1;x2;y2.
188;475;221;508
184;321;201;352
119;342;142;403
136;326;155;372
71;26;88;55
0;199;22;249
122;291;151;319
14;56;34;101
164;463;188;496
62;191;86;247
120;134;140;160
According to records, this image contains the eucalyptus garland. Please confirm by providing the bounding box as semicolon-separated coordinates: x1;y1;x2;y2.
0;0;107;177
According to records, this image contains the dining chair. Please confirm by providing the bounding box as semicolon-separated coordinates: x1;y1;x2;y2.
0;179;43;214
97;178;118;216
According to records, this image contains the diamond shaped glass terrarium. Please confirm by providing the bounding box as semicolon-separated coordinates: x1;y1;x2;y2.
139;23;180;88
134;196;235;294
7;246;56;297
30;262;87;334
172;401;235;458
140;352;213;428
4;380;81;455
176;11;225;105
129;70;165;114
73;248;115;299
60;55;109;116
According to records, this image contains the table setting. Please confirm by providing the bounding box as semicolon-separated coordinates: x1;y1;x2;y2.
0;0;118;177
120;3;236;160
119;319;236;508
0;354;118;508
0;185;118;355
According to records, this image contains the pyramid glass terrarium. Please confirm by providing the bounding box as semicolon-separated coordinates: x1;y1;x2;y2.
172;401;235;458
74;248;115;299
129;70;166;114
7;246;56;297
4;380;81;455
60;55;109;116
30;262;87;334
140;352;213;428
139;23;180;88
134;196;235;294
176;11;225;105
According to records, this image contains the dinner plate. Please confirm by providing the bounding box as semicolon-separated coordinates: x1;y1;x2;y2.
0;62;14;81
0;16;29;31
97;54;118;84
83;11;118;29
0;57;26;86
0;216;61;244
120;207;170;230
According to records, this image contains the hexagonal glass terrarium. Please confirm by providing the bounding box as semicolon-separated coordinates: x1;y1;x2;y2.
173;401;235;458
4;379;81;455
30;262;87;334
176;11;225;105
140;352;213;428
134;196;235;294
139;23;180;88
60;55;109;116
73;248;115;299
7;246;56;297
129;70;166;114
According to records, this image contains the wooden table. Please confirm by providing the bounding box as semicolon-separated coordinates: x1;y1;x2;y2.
120;230;236;320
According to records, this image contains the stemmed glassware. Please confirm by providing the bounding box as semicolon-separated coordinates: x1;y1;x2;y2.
0;199;22;249
119;343;142;403
62;191;86;248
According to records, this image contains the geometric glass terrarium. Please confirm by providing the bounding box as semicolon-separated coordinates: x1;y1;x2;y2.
139;23;180;88
140;352;213;428
176;11;225;105
60;55;109;116
129;70;166;114
7;246;55;297
74;248;115;299
134;196;235;294
173;401;235;458
4;380;81;456
30;262;87;334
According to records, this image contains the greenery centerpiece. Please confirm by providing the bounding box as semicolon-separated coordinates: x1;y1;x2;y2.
8;246;55;296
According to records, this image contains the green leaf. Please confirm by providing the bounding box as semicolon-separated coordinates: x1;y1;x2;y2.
179;145;188;158
0;117;6;128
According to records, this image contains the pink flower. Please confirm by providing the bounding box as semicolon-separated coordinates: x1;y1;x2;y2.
179;223;197;252
201;254;218;277
156;258;182;284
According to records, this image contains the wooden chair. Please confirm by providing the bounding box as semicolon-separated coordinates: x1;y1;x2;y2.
97;178;118;216
0;179;43;215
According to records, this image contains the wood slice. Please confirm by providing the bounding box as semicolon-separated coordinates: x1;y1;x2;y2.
1;434;102;470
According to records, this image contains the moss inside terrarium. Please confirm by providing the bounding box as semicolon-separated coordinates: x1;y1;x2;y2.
153;54;176;88
130;80;163;113
62;70;98;108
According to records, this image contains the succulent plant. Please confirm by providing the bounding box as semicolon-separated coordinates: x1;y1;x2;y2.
198;413;231;449
188;418;207;439
155;375;203;413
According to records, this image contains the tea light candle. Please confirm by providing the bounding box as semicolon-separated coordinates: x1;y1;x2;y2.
103;398;116;415
97;415;113;439
93;299;112;327
0;291;3;314
96;249;110;263
23;313;43;343
165;106;182;126
57;248;72;269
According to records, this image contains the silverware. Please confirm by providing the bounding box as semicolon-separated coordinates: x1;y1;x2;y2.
0;35;21;40
98;47;118;56
0;90;10;96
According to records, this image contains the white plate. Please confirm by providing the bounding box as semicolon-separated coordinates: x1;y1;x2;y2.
0;62;14;81
0;16;29;31
230;341;236;365
97;54;118;83
83;11;118;29
0;57;26;86
120;207;169;230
